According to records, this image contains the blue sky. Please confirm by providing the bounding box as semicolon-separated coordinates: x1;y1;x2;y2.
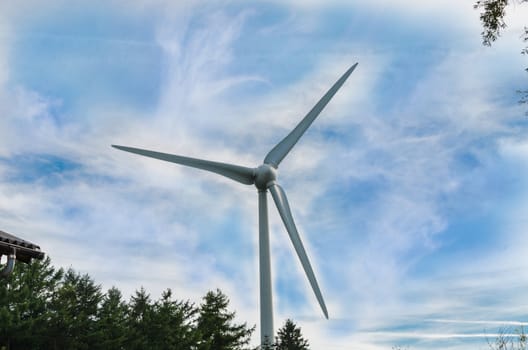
1;1;528;348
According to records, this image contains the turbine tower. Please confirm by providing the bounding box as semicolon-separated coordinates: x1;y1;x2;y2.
113;63;358;347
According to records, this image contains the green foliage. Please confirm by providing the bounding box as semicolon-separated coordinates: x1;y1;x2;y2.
474;0;528;112
48;269;103;349
149;288;199;350
0;257;63;349
274;319;310;350
97;286;128;350
473;0;528;45
125;287;153;350
196;289;255;350
261;336;275;350
474;0;510;46
0;257;256;350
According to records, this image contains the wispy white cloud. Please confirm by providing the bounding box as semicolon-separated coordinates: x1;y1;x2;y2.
430;319;528;327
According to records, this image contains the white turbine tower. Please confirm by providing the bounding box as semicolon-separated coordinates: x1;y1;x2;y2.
113;63;358;347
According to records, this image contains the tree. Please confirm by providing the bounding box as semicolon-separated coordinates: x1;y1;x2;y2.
96;287;128;350
275;319;310;350
0;256;63;350
487;327;527;350
520;30;528;106
149;288;199;350
196;289;255;350
261;337;275;350
474;0;512;46
48;268;103;350
126;287;154;350
1;256;262;350
474;0;528;109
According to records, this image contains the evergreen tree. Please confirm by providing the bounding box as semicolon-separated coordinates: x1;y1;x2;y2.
0;257;63;350
48;269;103;350
96;287;128;350
261;337;275;350
275;319;310;350
149;288;199;350
126;287;154;350
1;256;263;350
196;289;255;350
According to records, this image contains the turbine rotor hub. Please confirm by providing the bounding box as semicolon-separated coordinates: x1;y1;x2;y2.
254;164;277;190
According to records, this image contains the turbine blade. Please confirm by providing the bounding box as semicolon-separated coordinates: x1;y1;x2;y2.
268;182;328;319
264;63;358;168
112;145;255;185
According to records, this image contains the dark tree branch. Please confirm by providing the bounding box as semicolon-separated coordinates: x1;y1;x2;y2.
474;0;510;45
474;1;528;113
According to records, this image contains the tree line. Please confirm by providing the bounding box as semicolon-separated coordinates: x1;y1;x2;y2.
0;257;310;350
2;257;526;350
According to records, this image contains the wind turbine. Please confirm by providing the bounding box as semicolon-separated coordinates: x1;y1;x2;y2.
112;63;358;347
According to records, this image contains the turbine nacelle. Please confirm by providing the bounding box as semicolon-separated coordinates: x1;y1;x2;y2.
254;164;278;190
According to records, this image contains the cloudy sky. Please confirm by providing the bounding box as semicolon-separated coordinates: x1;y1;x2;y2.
1;1;528;348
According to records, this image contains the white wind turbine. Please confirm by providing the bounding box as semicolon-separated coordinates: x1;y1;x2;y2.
113;63;358;347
